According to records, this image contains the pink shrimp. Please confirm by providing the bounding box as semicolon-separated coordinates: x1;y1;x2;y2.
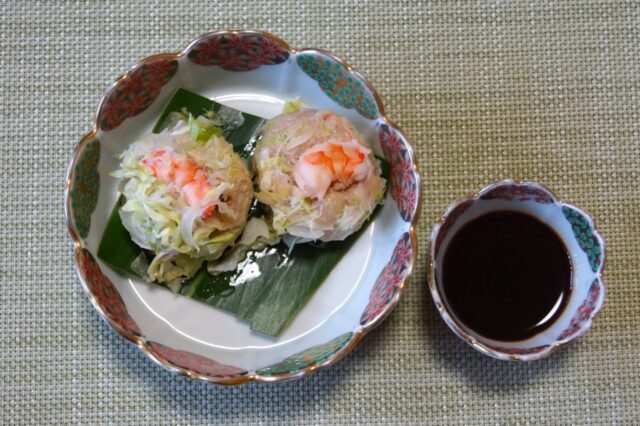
293;141;371;200
142;149;216;218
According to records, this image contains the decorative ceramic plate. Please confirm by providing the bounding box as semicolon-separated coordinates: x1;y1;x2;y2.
65;30;420;384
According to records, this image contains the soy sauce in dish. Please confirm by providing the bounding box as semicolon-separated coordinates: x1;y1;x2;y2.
442;211;572;342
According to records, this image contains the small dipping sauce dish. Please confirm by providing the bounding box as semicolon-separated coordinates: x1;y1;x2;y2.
428;180;605;361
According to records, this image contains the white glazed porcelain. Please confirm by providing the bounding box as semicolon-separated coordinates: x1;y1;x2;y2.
65;30;420;383
429;180;605;361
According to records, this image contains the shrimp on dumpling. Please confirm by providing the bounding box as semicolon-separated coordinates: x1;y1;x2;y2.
254;109;386;244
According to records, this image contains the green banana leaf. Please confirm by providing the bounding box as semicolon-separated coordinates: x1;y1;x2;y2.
97;88;388;336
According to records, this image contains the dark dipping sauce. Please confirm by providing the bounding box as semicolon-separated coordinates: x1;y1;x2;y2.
442;211;572;341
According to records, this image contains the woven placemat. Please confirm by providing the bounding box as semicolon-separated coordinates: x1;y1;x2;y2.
2;1;638;424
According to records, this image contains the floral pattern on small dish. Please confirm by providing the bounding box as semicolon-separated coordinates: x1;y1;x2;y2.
557;278;604;340
98;59;178;131
70;139;100;239
257;332;353;376
480;183;555;204
296;52;379;119
428;179;605;361
146;342;247;379
360;233;412;325
562;206;603;272
78;248;141;336
188;33;290;71
379;124;419;222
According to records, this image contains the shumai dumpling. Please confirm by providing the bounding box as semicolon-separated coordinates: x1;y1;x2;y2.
254;109;386;244
113;116;253;283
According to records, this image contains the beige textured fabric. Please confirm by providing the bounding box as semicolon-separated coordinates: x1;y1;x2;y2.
2;0;639;424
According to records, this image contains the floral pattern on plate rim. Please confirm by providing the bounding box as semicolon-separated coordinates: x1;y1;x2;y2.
78;248;141;336
379;123;419;222
146;342;247;379
187;33;290;71
70;139;100;239
360;233;412;325
98;59;178;131
297;52;379;119
257;332;353;376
